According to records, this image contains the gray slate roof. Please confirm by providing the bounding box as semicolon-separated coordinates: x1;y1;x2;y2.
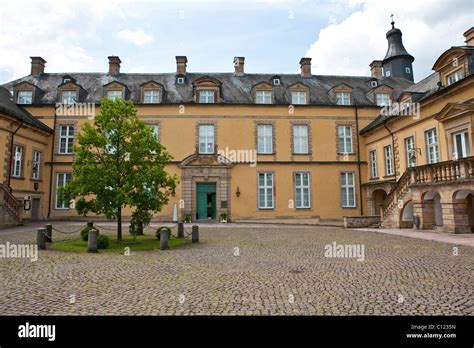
0;86;52;132
1;72;413;107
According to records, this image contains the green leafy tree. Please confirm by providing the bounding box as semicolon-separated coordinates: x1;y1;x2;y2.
60;98;177;241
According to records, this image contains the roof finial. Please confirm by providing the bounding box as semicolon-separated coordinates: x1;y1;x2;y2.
390;14;395;29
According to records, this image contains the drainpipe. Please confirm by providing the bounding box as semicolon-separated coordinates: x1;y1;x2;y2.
47;106;58;219
7;121;24;190
354;106;363;216
383;119;397;182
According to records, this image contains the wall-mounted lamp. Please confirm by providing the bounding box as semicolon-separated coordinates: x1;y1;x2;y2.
171;188;176;197
236;186;241;197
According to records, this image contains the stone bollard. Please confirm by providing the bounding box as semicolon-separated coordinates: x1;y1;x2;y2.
177;222;184;238
45;224;53;243
192;225;199;243
37;228;47;250
160;229;169;250
87;228;98;253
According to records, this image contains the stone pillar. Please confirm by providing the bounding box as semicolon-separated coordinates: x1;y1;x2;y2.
87;221;94;229
177;222;184;238
87;228;98;253
446;199;472;234
192;225;199;243
45;224;52;243
160;229;169;250
412;201;423;230
37;228;46;250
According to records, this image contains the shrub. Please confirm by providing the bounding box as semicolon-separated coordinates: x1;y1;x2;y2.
80;226;93;241
97;234;110;249
184;214;192;223
156;227;171;240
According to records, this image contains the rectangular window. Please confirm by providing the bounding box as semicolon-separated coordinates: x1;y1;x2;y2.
17;91;33;104
405;136;416;168
337;125;353;153
335;92;351;106
151;125;160;141
143;90;160;103
425;129;439;164
340;172;356;208
293;125;309;154
447;70;464;86
384;145;394;176
369;150;378;178
62;90;77;104
295;172;310;208
291;91;306;105
198;125;214;154
258;172;274;209
376;93;390;107
55;173;72;209
257;125;273;154
256;91;272;104
32;150;41;180
12;145;23;178
199;90;214;103
453;131;470;159
59;125;74;154
107;90;123;100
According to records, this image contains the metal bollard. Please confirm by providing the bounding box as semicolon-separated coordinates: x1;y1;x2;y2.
177;222;184;238
160;229;169;250
87;228;98;253
37;228;47;250
192;225;199;243
45;224;52;243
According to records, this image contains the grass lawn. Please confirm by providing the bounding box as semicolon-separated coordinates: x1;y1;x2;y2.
51;234;187;253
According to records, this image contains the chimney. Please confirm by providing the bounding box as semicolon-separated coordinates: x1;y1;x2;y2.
369;60;383;78
176;56;188;75
464;27;474;46
108;56;121;75
299;57;312;77
30;57;46;75
234;57;245;76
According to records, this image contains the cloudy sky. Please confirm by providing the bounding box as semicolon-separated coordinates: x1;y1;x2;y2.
0;0;472;84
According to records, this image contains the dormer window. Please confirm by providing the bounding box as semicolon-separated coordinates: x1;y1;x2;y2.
447;69;464;86
256;90;272;104
335;92;351;106
107;90;123;100
17;90;33;104
376;93;390;107
63;78;71;84
177;77;185;84
405;67;411;74
62;90;77;104
291;91;306;105
370;80;378;88
143;89;160;103
273;78;280;86
385;70;391;77
199;90;215;103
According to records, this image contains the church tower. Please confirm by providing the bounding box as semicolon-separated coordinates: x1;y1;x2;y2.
382;18;414;82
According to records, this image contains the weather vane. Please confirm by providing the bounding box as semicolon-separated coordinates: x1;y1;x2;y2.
390;14;395;29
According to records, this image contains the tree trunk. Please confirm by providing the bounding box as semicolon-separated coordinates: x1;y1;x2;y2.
137;221;144;235
117;206;122;241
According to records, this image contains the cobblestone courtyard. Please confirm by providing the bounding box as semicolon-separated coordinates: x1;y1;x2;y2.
0;223;473;315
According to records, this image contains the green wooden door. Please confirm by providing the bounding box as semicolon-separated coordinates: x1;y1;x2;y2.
196;183;216;220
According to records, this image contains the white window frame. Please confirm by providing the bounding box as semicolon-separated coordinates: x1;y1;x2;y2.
376;93;390;107
107;90;123;100
295;172;310;209
340;172;356;208
258;172;274;209
369;150;378;178
405;136;416;168
199;90;215;103
425;129;440;164
59;125;74;154
257;125;273;154
177;77;185;84
335;92;351;106
338;125;353;153
62;90;77;104
12;145;23;178
17;90;33;104
55;173;72;210
198;125;215;154
256;90;272;104
143;89;160;104
293;125;308;154
447;69;464;86
32;150;41;180
453;130;470;159
273;78;280;86
385;70;391;77
384;145;394;176
291;91;306;105
405;67;411;74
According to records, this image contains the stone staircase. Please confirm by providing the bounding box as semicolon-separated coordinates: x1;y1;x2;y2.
0;183;22;227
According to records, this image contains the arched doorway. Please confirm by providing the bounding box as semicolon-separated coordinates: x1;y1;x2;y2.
452;189;474;233
372;189;388;217
400;200;414;228
421;191;443;229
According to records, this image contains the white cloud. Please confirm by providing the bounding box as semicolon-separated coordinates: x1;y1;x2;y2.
304;0;473;81
116;29;154;46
